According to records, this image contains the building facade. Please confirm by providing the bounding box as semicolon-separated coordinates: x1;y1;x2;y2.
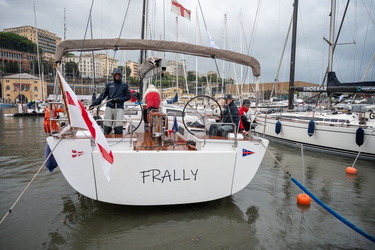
3;26;62;60
0;48;37;72
1;73;47;103
65;53;118;79
159;87;183;100
165;60;186;76
125;61;139;78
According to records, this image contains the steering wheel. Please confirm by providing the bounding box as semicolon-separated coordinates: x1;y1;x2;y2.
182;95;222;135
122;102;144;133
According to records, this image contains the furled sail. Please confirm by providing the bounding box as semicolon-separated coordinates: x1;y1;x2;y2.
54;39;261;77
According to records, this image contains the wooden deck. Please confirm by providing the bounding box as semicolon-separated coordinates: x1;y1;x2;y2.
106;131;195;151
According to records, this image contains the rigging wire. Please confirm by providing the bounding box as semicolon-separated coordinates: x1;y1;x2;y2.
197;0;219;51
78;0;95;68
360;0;375;26
298;7;313;83
247;0;262;56
111;0;132;76
358;0;372;80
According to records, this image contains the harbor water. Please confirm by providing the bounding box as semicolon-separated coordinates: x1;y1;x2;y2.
0;107;374;249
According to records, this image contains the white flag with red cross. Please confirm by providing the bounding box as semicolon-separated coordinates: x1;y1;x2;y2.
171;0;191;20
56;69;114;181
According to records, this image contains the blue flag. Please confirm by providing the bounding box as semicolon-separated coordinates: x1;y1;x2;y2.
44;143;58;172
167;93;178;104
172;116;179;133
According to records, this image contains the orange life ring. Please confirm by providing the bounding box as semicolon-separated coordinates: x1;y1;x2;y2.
44;106;64;133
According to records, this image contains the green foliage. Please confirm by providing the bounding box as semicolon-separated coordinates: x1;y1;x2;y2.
65;61;80;77
0;32;37;53
32;60;54;75
126;66;131;77
207;72;217;82
3;61;19;73
125;76;138;86
187;71;196;81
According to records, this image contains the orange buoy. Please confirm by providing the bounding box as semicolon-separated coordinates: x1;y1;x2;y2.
297;193;311;205
346;167;357;175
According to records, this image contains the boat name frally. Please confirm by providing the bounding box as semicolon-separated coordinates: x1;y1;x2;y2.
140;169;198;183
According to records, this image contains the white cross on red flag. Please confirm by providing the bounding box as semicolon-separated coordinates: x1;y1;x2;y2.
171;0;191;20
56;69;114;181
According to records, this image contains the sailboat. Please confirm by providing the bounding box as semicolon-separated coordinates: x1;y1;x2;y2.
254;0;375;160
45;38;269;205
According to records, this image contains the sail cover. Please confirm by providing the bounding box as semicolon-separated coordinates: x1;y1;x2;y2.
55;39;261;77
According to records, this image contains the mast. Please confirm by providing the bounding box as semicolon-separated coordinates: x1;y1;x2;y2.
34;2;44;101
288;0;298;110
222;13;227;96
327;0;336;73
139;0;147;100
175;16;179;93
195;7;199;96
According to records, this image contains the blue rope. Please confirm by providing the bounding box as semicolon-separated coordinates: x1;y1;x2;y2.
291;177;375;243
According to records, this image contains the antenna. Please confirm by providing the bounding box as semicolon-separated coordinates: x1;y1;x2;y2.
64;7;67;40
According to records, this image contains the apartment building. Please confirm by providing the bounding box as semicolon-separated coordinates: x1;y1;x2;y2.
125;61;139;78
165;60;186;76
3;25;62;60
65;53;118;78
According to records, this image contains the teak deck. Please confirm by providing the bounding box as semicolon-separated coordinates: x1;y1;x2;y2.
106;131;195;151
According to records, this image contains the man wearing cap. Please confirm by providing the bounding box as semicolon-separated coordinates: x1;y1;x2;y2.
209;94;239;137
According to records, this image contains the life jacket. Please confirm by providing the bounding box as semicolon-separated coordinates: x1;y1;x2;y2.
44;106;64;133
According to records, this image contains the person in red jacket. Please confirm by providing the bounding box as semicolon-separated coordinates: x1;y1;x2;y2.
143;84;161;125
238;99;253;136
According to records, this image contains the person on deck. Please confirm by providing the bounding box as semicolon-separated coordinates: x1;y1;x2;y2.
88;68;130;134
208;94;239;137
142;84;161;126
238;99;253;137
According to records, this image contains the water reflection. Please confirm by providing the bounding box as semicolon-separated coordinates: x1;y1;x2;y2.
43;193;259;249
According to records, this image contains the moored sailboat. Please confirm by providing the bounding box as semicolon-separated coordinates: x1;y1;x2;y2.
45;38;269;205
254;0;375;160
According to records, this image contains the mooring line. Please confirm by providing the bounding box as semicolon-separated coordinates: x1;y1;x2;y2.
351;129;375;168
259;140;375;243
0;138;62;225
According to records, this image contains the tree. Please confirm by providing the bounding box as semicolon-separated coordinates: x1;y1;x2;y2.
4;61;19;73
65;61;80;78
0;32;37;53
32;59;54;76
187;71;196;81
207;72;218;83
126;66;131;77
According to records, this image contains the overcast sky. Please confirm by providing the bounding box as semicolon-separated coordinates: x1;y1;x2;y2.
0;0;374;84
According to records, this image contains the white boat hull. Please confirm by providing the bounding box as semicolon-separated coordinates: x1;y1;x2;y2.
255;117;375;160
47;134;268;205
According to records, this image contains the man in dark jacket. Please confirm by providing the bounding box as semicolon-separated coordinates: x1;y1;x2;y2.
208;94;239;137
89;68;130;134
